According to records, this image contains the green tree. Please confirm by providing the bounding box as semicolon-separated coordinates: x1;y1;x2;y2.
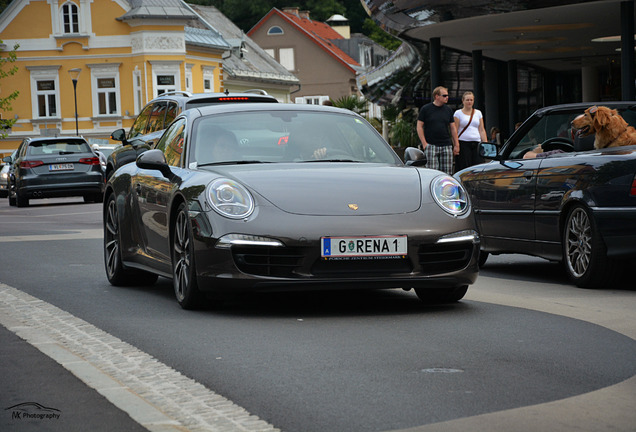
362;18;401;51
331;95;368;115
0;40;19;138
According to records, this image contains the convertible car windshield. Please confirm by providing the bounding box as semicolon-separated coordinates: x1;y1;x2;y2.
190;111;400;165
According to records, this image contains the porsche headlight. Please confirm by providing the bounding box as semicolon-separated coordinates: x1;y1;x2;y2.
431;175;469;216
207;178;254;219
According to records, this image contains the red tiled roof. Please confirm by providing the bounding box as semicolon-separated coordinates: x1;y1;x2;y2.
248;8;360;72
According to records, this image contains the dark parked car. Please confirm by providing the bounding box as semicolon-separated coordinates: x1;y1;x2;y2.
8;136;104;207
455;102;636;288
106;91;278;180
104;104;479;309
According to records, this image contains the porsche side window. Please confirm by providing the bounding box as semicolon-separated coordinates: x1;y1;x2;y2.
156;118;186;167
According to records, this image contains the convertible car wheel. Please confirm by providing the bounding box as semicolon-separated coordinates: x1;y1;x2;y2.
104;193;158;286
414;285;468;304
172;203;205;309
563;205;617;288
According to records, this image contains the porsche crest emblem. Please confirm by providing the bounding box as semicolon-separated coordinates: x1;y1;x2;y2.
348;204;359;211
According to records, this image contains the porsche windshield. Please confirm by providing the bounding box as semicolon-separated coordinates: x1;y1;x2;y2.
191;111;401;165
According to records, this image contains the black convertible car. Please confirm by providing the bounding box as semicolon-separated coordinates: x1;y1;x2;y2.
456;102;636;288
104;104;479;309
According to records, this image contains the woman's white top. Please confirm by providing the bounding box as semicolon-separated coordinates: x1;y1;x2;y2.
454;109;483;142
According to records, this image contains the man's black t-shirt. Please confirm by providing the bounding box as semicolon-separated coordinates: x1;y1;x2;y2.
417;103;454;146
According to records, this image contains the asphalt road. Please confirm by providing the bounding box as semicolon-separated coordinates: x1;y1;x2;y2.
1;197;635;432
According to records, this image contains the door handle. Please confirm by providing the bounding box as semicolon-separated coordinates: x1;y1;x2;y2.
523;170;534;179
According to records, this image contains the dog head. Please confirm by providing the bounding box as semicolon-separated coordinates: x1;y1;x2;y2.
571;106;618;137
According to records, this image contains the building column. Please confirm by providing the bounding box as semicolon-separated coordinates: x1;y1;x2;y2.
507;60;518;133
582;66;600;102
621;0;635;100
472;50;484;111
430;37;442;91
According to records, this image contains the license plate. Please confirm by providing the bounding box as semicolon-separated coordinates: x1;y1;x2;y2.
321;235;407;259
49;164;74;171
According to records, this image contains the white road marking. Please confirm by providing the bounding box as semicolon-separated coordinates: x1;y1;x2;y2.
0;283;279;432
0;229;103;242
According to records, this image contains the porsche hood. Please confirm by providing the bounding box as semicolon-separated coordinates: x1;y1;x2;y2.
225;164;424;216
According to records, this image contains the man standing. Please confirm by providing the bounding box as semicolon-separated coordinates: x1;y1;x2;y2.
416;86;460;174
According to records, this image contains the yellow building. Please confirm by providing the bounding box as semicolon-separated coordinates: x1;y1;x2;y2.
0;0;232;155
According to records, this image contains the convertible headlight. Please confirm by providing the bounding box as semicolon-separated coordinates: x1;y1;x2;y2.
207;178;254;219
431;175;469;216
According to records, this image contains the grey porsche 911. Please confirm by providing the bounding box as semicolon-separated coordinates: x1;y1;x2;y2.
103;103;479;309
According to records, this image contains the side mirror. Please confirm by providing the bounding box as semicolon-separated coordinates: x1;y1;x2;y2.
479;142;498;159
403;146;427;167
110;129;128;144
136;149;172;178
2;156;11;163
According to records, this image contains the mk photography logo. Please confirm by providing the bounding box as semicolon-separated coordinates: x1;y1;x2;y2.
5;402;61;421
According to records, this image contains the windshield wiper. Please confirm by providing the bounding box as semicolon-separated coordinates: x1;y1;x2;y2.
301;159;361;163
198;160;271;167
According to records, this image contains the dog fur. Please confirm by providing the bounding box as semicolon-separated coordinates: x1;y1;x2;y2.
571;105;636;149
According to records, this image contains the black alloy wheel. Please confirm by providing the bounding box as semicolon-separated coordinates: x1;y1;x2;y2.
563;205;618;288
172;202;204;309
104;193;158;286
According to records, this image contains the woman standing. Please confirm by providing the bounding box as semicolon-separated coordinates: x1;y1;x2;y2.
453;91;488;172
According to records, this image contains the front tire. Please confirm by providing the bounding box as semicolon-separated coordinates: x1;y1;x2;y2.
415;285;468;304
563;205;618;288
172;203;204;309
104;193;158;286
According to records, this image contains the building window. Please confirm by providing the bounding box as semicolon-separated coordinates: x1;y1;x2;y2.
36;80;58;117
62;2;79;34
149;61;181;98
156;74;176;95
202;66;215;93
295;96;329;105
264;49;275;58
185;65;193;93
133;70;142;115
28;67;61;119
279;48;295;71
89;64;121;117
267;26;284;35
97;78;117;115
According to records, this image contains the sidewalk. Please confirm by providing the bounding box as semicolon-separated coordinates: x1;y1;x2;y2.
1;324;148;432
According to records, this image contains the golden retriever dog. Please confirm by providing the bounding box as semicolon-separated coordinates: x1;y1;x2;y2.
571;105;636;149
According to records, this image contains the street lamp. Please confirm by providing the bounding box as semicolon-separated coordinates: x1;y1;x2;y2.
68;68;82;136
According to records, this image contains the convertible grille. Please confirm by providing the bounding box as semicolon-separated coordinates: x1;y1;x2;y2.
417;243;474;275
232;246;303;277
